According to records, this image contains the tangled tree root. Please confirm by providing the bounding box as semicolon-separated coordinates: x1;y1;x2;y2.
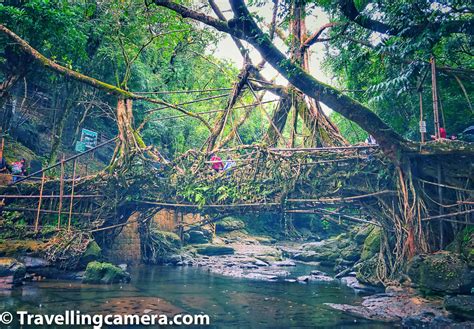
43;231;92;269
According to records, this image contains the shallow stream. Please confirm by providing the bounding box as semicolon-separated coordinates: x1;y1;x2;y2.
0;264;396;328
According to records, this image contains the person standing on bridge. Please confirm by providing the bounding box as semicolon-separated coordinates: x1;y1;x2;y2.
224;157;236;171
210;153;224;172
224;156;236;177
365;135;377;145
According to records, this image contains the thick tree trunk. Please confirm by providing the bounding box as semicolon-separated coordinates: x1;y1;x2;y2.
231;0;405;154
110;98;146;169
49;85;74;165
268;0;346;147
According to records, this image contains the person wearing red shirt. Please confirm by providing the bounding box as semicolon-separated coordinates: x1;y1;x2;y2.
431;127;448;140
439;127;447;139
210;153;224;172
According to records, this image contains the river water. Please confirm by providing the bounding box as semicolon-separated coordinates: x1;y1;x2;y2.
1;264;393;328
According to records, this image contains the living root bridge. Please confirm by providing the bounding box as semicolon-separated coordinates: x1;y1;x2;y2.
138;143;473;282
136;144;393;225
2;142;473;282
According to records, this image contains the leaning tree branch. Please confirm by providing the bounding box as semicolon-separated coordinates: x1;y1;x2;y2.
0;24;212;131
302;22;339;50
153;0;408;156
208;0;250;63
338;0;474;37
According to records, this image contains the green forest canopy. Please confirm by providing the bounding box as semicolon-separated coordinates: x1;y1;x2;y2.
0;0;472;159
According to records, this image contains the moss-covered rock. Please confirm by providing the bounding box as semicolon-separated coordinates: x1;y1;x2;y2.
444;295;474;320
142;230;182;264
318;248;342;263
3;136;38;164
82;261;130;284
447;227;474;267
407;252;473;294
216;217;246;232
196;245;234;256
184;229;212;244
0;257;26;285
361;227;381;260
78;241;101;268
341;245;361;262
151;230;181;249
299;233;362;266
353;225;375;244
293;250;320;262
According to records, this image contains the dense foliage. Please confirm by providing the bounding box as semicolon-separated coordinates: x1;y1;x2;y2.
317;0;473;141
0;0;271;161
0;0;473;160
0;0;472;286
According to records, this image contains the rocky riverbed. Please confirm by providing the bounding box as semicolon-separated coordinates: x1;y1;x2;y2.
189;241;336;283
177;221;474;327
1;217;473;327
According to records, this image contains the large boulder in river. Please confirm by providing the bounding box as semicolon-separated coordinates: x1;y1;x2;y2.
196;245;234;256
184;229;212;244
293;250;320;262
299;234;360;266
407;252;473;294
444;295;474;320
82;261;130;284
216;217;246;232
296;239;340;264
0;257;26;287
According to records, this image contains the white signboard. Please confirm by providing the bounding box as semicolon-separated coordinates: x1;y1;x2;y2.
419;121;427;133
